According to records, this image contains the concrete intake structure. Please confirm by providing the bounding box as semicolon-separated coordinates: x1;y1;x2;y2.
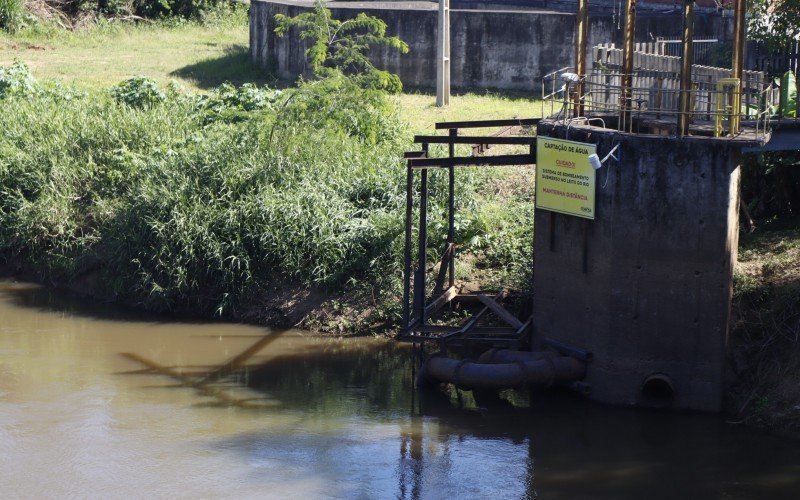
250;0;735;91
532;117;761;412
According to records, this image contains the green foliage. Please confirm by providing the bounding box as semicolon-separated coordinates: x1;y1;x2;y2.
274;0;409;93
749;0;800;52
275;75;407;145
0;60;37;98
742;152;800;218
0;0;25;33
780;71;798;118
110;76;168;108
132;0;232;19
195;82;282;124
0;63;417;317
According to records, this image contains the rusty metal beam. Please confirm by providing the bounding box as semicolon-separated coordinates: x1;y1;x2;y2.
574;0;589;117
413;135;537;145
678;0;695;136
477;293;524;329
435;118;540;129
619;0;637;131
730;0;746;134
408;154;535;169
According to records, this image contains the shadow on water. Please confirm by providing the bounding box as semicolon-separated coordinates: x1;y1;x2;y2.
118;328;292;409
169;44;277;89
217;339;800;499
243;340;413;416
0;279;223;325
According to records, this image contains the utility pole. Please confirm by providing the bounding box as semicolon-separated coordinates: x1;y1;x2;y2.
437;0;451;107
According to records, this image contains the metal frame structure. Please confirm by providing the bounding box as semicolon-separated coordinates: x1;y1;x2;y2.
559;0;761;137
398;119;540;351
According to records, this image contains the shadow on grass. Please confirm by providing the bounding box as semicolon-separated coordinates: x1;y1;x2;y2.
170;44;277;89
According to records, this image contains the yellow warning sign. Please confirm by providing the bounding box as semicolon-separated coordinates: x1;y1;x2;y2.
535;137;597;220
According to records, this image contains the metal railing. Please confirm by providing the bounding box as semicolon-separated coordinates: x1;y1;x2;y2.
541;67;777;139
655;38;719;65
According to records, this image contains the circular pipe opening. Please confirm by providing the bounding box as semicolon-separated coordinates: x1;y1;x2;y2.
641;373;675;404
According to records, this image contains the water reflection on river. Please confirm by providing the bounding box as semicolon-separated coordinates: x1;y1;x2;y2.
1;280;799;498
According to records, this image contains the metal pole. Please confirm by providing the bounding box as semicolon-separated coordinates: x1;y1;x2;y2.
574;0;589;117
403;163;413;329
447;129;456;289
436;0;451;107
414;145;429;325
619;0;637;131
678;0;695;136
730;0;746;134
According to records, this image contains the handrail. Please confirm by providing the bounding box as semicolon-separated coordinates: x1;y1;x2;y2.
413;135;537;145
434;118;541;129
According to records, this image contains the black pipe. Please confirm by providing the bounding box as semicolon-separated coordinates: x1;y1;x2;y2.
420;353;586;391
478;348;558;364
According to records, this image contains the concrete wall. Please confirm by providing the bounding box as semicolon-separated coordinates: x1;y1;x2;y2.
531;121;751;411
250;0;734;91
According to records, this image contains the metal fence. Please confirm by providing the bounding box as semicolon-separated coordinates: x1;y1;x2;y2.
747;40;800;77
655;37;720;66
541;65;775;139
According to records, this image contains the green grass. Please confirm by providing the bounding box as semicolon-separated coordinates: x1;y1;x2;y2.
0;11;542;131
0;11;265;90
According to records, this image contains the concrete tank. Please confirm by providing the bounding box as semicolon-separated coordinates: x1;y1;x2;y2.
532;118;761;412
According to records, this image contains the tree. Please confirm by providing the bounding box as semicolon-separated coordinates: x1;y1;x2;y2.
274;0;409;93
748;0;800;51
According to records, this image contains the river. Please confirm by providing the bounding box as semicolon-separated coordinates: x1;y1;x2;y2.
1;280;798;498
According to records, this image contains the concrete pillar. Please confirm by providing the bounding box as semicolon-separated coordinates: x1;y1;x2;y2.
436;0;450;107
532;120;757;411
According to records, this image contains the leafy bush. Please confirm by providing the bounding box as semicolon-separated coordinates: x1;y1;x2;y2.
110;75;168;108
0;60;37;98
0;0;24;32
195;82;282;124
132;0;231;19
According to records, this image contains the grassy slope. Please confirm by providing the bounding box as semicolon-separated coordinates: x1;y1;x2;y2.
0;12;542;130
731;220;800;436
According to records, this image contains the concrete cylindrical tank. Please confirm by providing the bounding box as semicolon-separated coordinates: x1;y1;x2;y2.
532;118;760;411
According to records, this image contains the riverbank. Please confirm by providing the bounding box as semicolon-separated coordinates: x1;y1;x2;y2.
0;11;538;334
728;219;800;437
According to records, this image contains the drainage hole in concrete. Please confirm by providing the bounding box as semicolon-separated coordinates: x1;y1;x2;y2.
641;373;675;404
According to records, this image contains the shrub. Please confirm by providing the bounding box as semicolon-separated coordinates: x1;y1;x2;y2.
110;75;167;108
0;60;37;98
0;0;24;32
195;82;282;124
0;63;532;327
274;0;409;93
0;65;414;316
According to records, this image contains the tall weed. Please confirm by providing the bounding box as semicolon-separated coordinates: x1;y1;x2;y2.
0;63;532;324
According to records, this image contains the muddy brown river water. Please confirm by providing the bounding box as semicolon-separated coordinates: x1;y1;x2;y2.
1;279;799;499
